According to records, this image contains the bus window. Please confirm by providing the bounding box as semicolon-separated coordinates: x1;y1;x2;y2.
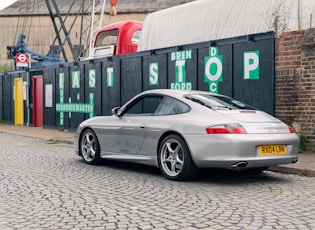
131;30;141;44
95;29;118;47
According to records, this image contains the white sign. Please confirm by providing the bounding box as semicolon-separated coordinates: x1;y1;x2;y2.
16;53;29;67
45;84;53;107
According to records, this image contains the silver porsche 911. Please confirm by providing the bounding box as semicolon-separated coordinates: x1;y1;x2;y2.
74;89;299;181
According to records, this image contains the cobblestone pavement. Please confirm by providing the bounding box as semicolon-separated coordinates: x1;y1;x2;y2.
0;133;315;230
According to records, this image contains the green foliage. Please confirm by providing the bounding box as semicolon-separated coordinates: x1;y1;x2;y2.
0;64;8;73
296;132;307;153
271;0;290;35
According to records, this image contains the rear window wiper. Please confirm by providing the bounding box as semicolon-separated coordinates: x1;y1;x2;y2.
186;97;214;110
186;96;233;110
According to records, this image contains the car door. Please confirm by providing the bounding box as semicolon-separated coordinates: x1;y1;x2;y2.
102;95;163;155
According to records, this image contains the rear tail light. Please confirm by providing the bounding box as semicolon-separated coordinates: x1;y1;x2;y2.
206;124;247;134
289;127;295;133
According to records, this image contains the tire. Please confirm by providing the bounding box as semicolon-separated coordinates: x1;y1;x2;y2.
158;134;199;181
80;129;101;165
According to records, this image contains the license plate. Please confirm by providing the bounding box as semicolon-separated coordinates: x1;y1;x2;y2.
259;145;287;155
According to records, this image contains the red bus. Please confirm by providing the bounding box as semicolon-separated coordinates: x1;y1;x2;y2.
92;20;143;58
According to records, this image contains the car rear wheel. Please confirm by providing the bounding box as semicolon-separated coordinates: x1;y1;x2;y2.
158;134;199;181
80;129;101;165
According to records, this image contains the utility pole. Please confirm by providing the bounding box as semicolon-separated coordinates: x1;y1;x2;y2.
298;0;301;30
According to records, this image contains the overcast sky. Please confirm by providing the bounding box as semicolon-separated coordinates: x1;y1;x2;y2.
0;0;18;11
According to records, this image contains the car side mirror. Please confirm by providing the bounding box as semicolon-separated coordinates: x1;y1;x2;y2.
111;107;122;116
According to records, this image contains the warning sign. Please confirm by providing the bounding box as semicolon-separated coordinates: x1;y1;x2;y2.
16;53;29;67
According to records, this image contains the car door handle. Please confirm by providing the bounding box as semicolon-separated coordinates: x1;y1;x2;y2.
140;124;147;129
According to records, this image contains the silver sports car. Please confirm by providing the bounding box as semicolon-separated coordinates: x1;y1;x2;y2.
74;89;299;181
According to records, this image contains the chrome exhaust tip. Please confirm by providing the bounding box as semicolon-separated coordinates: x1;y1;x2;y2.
230;161;248;169
291;158;298;164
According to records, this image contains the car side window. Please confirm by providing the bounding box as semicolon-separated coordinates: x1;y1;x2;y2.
124;95;163;116
155;96;190;115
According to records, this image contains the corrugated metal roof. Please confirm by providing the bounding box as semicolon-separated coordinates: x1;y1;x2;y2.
0;0;195;16
138;0;315;51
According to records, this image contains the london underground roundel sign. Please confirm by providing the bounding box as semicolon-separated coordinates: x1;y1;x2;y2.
16;53;29;67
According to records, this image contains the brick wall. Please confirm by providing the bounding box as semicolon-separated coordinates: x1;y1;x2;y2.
275;28;315;149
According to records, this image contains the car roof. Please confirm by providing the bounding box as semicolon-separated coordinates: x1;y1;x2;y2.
143;89;220;97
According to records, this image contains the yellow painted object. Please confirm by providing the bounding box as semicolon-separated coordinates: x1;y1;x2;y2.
14;78;24;125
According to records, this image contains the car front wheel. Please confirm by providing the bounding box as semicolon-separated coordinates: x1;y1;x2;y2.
158;134;199;181
80;129;101;165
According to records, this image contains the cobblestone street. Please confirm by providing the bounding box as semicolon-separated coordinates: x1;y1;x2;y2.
0;132;314;230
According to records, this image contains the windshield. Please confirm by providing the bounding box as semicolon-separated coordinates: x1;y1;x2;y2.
185;94;256;110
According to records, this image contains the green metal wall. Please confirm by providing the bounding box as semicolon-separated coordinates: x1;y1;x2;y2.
0;32;275;129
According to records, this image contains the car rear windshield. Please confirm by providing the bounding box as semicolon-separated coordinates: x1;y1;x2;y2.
185;94;256;110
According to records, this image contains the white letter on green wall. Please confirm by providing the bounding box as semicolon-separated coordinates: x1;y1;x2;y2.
89;69;96;88
107;67;114;87
72;71;80;88
149;63;159;85
244;51;259;80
